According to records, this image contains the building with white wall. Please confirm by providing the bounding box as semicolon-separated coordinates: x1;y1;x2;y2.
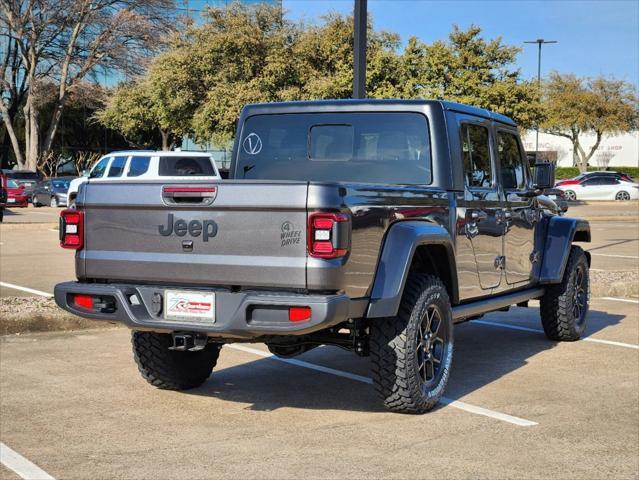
521;131;639;168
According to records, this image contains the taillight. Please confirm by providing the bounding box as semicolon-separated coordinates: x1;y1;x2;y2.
60;209;84;250
307;212;350;259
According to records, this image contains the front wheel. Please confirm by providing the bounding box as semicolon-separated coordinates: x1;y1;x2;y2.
540;245;589;341
564;190;577;201
370;274;453;414
50;196;58;207
132;332;221;390
615;191;630;201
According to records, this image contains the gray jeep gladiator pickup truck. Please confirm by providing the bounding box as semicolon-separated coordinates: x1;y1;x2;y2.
55;99;591;413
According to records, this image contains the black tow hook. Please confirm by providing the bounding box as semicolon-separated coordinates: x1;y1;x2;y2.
169;332;208;352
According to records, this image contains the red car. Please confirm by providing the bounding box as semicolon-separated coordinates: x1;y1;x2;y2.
6;179;29;207
556;171;633;187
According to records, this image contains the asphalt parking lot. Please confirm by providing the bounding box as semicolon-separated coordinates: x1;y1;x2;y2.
1;203;638;479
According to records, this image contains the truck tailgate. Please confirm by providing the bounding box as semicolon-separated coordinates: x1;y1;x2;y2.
78;181;309;289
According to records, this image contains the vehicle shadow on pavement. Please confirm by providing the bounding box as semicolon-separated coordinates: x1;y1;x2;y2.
186;307;625;413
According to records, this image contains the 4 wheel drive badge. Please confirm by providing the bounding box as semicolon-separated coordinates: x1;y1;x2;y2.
242;133;263;155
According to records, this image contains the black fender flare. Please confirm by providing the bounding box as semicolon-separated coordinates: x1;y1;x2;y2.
366;221;458;318
539;216;591;284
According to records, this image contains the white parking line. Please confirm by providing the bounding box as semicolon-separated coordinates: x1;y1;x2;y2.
1;442;55;480
598;297;639;304
589;253;639;259
228;344;538;427
473;320;639;350
0;282;53;298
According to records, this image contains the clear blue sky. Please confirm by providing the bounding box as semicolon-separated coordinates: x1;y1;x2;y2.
282;0;639;86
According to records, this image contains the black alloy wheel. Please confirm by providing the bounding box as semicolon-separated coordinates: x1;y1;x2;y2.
415;305;449;389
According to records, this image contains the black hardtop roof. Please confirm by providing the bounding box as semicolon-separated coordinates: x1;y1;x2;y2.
241;98;516;127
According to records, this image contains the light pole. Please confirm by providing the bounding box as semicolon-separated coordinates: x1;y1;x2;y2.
524;38;557;156
353;0;367;99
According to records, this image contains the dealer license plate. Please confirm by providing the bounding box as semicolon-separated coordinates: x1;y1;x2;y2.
163;290;215;323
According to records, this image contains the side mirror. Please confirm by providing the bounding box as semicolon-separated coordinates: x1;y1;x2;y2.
532;162;555;190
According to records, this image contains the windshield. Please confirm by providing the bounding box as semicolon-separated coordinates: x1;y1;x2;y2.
7;180;19;188
52;180;70;189
235;112;432;184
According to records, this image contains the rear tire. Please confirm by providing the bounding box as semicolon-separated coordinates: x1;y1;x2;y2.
540;245;589;341
131;332;221;390
615;191;630;201
370;274;453;414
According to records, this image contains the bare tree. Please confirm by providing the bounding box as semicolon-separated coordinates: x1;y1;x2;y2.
36;150;56;178
72;151;102;175
0;0;176;171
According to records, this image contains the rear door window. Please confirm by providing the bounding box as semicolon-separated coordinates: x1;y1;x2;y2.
159;156;216;176
107;156;128;177
497;131;527;190
127;156;151;177
461;124;492;188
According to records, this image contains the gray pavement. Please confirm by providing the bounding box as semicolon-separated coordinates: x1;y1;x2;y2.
1;202;638;479
0;298;637;479
1;205;62;224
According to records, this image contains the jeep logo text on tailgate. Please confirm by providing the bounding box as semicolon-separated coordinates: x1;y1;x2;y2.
158;214;218;241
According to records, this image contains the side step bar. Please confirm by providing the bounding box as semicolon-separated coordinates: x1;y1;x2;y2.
452;287;545;322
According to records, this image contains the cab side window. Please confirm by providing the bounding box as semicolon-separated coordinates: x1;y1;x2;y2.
89;157;110;179
127;156;151;177
107;156;128;177
497;132;526;190
461;124;492;188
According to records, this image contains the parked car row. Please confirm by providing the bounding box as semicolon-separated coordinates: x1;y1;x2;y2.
0;151;221;214
554;171;638;201
0;158;634;223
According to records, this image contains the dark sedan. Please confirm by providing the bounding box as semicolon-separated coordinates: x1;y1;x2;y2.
32;177;76;207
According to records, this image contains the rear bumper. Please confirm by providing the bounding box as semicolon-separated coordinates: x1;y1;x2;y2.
7;199;28;207
54;282;358;339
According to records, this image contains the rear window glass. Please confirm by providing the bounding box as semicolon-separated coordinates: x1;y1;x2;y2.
159;156;215;176
127;156;151;177
107;156;128;177
7;172;40;180
236;113;431;184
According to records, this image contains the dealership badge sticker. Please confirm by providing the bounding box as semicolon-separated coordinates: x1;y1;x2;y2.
164;290;215;322
242;133;263;155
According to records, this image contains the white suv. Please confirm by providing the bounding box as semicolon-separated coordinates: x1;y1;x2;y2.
68;151;221;206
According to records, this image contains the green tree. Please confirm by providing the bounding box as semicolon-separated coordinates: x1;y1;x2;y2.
97;10;541;148
542;73;638;172
398;25;541;128
97;83;157;148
